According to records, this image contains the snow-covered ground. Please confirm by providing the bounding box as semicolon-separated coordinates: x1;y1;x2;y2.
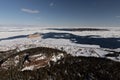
0;27;120;38
0;26;120;62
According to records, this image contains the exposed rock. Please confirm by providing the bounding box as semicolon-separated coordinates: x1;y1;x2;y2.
0;47;67;71
27;33;41;38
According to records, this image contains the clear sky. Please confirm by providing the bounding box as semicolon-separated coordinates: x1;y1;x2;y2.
0;0;120;27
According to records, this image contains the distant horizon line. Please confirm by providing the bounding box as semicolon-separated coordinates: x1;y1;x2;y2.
0;24;119;28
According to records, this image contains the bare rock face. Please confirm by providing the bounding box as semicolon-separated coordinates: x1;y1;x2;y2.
27;33;41;38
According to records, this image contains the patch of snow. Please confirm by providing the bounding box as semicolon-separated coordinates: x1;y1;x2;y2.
14;55;19;65
21;65;34;71
107;56;120;62
35;55;46;60
51;53;64;62
31;54;42;57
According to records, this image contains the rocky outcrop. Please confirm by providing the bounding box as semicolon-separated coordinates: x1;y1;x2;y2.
0;47;67;71
27;33;41;38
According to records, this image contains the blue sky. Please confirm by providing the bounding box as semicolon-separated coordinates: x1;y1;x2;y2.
0;0;120;27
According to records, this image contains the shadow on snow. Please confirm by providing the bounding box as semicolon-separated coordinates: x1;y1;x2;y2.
42;32;120;49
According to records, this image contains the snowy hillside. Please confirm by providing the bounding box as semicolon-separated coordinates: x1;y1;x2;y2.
0;47;120;80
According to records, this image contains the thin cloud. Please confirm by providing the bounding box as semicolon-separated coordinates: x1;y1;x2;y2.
21;8;40;14
50;2;54;7
115;16;120;18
